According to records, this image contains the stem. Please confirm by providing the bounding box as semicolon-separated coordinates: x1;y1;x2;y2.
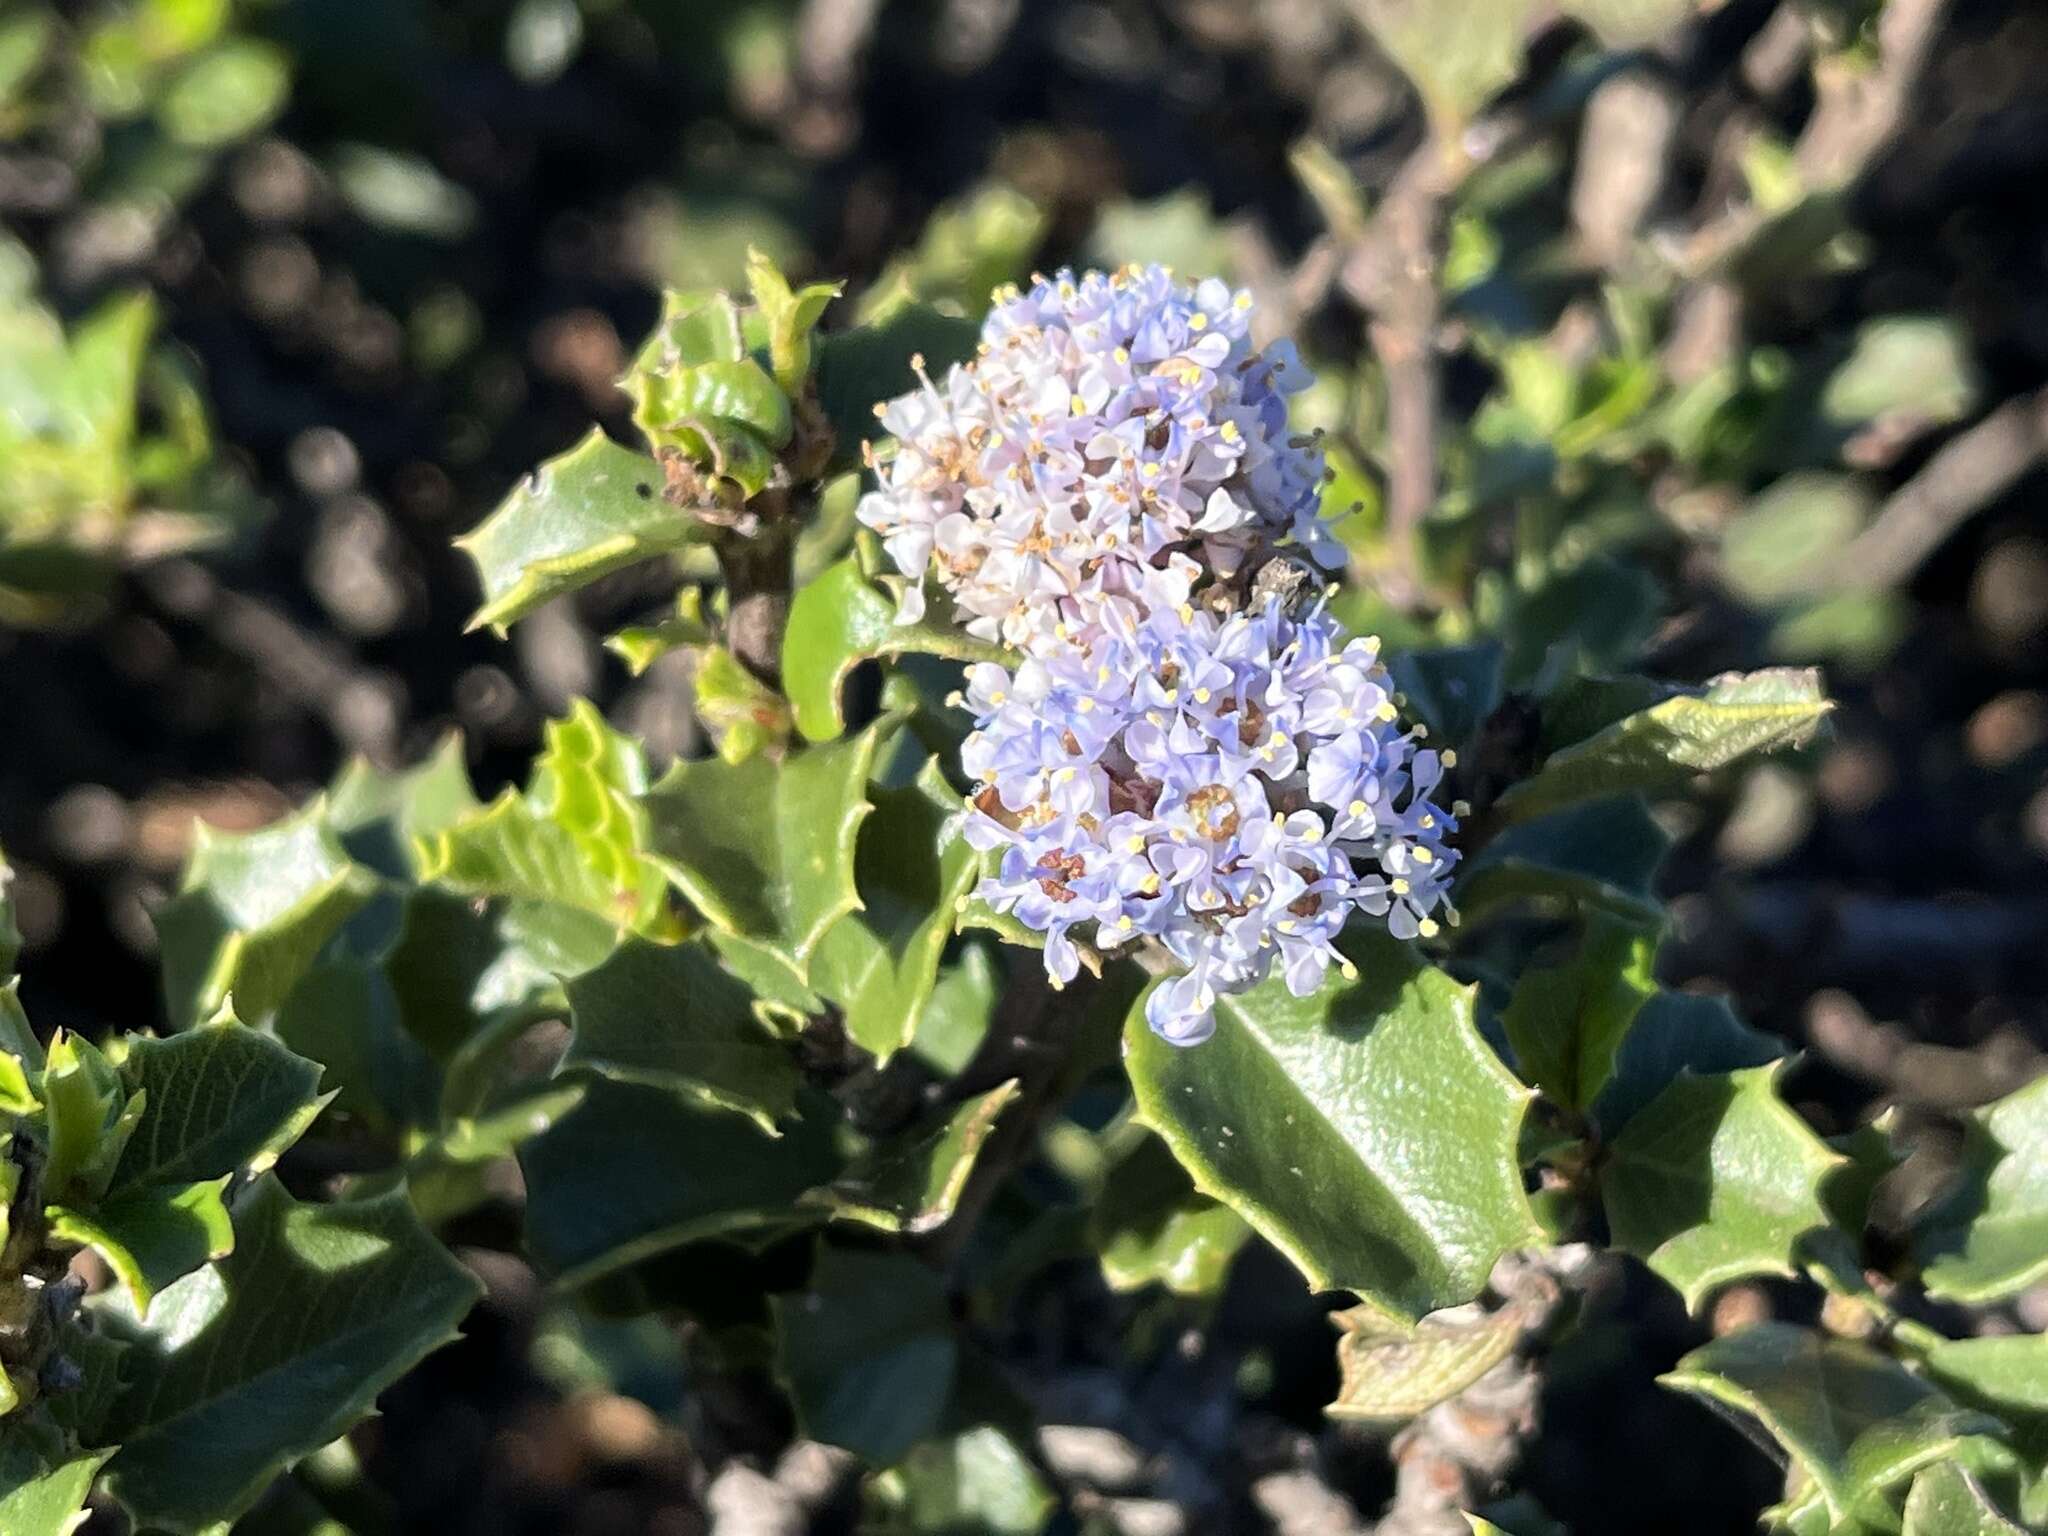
714;504;799;689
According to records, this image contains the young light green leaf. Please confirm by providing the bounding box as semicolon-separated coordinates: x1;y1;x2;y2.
98;1177;482;1534
809;759;980;1059
1502;917;1656;1114
746;247;842;394
1088;1128;1250;1297
1602;1062;1844;1311
520;1074;840;1289
559;937;800;1132
457;429;693;634
694;644;792;764
46;1176;234;1316
1914;1074;2048;1305
1660;1324;2009;1526
0;1441;112;1536
642;715;887;976
40;1031;131;1202
1495;669;1831;825
1327;1300;1526;1422
805;1079;1019;1235
155;802;379;1029
108;1022;327;1196
1125;932;1540;1317
1904;1463;2027;1536
774;1245;958;1466
866;1425;1055;1536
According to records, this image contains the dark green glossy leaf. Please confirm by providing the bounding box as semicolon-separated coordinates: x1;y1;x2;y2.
1602;1062;1843;1311
1591;990;1782;1136
274;958;440;1138
1455;795;1668;928
815;306;980;474
99;1177;481;1534
1125;933;1540;1317
109;1022;327;1197
775;1245;957;1466
1914;1074;2048;1304
457;430;692;634
1388;643;1504;756
46;1176;233;1315
1086;1129;1248;1297
1904;1462;2027;1536
1502;917;1655;1114
811;759;980;1060
560;937;800;1132
643;716;886;976
912;943;1002;1077
1661;1324;2010;1527
806;1079;1018;1235
156;804;379;1029
520;1074;840;1289
1495;669;1831;826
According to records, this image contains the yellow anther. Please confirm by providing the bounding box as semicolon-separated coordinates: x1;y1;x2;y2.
991;690;1007;704
1077;697;1094;712
1419;814;1434;829
1441;749;1459;768
1177;604;1195;623
1070;394;1088;414
1117;915;1133;930
1139;874;1161;894
1413;847;1434;864
1391;878;1410;895
1219;421;1240;441
1189;313;1208;330
1194;687;1211;704
1339;959;1358;981
1375;701;1399;722
1126;834;1146;852
1418;918;1440;939
1347;799;1367;818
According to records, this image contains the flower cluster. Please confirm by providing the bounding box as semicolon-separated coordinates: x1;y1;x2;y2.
857;264;1340;655
959;600;1461;1045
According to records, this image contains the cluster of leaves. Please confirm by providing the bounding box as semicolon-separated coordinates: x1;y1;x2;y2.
0;241;259;624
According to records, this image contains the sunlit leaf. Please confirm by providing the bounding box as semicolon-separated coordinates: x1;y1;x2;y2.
805;1079;1019;1235
1914;1074;2048;1305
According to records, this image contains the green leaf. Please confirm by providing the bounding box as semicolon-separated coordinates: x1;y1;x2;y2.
419;700;679;941
559;937;800;1132
810;760;981;1059
1388;644;1504;756
1591;990;1782;1136
1502;918;1656;1114
694;645;792;764
747;248;842;395
1914;1074;2048;1305
814;306;980;474
98;1177;481;1534
1904;1463;2027;1536
273;958;440;1138
325;735;479;881
1660;1324;2009;1527
1924;1335;2048;1530
457;429;694;634
0;981;41;1073
156;803;379;1029
784;558;1006;742
1602;1063;1843;1311
1721;474;1876;605
1495;669;1832;825
0;1441;112;1536
40;1031;131;1202
1823;315;1979;431
643;715;887;976
1326;1301;1525;1422
806;1079;1019;1235
403;1079;588;1227
0;844;20;978
155;39;289;146
46;1176;234;1315
858;182;1046;323
109;1022;328;1196
911;943;1002;1077
1454;795;1668;928
520;1074;840;1289
1086;1129;1249;1297
1124;932;1540;1317
775;1245;957;1466
866;1425;1055;1536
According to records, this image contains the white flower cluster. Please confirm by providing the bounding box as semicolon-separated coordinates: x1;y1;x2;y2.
857;264;1340;655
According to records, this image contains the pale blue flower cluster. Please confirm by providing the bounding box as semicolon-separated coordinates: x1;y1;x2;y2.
857;264;1340;655
959;601;1461;1045
862;264;1459;1044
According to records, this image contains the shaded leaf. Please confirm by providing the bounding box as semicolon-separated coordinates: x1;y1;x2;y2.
109;1022;327;1197
1721;474;1876;605
0;844;19;978
1661;1324;2009;1526
1125;932;1540;1317
1592;990;1782;1136
325;735;479;882
1602;1062;1843;1311
1503;917;1656;1114
1496;669;1831;825
1388;643;1504;756
457;430;693;633
99;1178;482;1534
815;307;980;474
811;760;981;1059
273;958;440;1138
1455;795;1668;927
643;716;887;975
156;804;378;1029
1914;1074;2048;1305
806;1080;1019;1235
46;1177;233;1316
1087;1129;1249;1297
520;1074;840;1289
912;943;1003;1077
1327;1301;1525;1422
775;1245;957;1466
560;937;800;1132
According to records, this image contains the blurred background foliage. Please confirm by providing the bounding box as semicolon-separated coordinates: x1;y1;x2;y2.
2;0;2046;1532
